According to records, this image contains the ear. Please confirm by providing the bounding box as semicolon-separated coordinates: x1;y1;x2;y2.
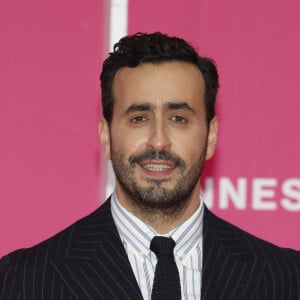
99;117;111;160
205;116;218;160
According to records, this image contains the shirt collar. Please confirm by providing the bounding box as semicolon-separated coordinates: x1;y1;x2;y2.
111;191;204;259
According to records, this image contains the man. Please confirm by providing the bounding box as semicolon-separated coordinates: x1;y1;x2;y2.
1;32;300;300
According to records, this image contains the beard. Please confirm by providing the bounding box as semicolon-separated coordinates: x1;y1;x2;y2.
110;143;208;218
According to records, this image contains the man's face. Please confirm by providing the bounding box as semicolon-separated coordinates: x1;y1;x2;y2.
100;61;217;215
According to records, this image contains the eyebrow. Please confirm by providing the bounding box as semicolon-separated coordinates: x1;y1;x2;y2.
124;101;195;115
125;103;154;114
164;101;195;112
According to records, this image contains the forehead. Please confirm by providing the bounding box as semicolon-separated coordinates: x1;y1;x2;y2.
112;61;205;109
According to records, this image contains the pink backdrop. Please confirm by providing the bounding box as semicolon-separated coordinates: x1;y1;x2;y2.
1;0;300;258
0;0;103;257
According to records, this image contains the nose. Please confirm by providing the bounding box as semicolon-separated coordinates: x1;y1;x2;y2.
146;120;171;151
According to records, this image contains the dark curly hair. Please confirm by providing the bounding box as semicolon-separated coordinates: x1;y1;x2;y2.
100;32;219;124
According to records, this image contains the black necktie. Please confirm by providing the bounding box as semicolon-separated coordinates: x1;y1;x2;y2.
150;236;181;300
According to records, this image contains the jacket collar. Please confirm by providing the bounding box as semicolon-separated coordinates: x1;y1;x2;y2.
50;199;266;299
50;199;143;299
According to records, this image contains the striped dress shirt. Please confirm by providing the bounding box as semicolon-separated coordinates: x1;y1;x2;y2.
111;191;204;300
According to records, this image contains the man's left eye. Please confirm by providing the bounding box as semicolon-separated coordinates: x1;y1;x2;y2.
171;116;187;123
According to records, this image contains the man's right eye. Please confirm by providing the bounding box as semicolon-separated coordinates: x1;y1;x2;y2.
131;116;147;123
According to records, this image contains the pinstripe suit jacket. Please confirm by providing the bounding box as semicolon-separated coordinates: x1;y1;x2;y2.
1;198;300;299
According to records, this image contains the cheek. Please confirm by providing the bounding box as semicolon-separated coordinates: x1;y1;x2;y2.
172;128;207;151
111;129;147;158
173;138;207;167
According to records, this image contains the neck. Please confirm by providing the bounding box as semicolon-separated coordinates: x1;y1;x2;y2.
140;200;200;234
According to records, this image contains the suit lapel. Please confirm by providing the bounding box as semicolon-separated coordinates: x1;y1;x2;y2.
202;207;266;300
50;199;143;300
49;199;267;299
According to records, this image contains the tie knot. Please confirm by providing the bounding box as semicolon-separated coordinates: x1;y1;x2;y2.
150;236;176;259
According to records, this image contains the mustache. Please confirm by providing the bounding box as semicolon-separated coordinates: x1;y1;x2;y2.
129;150;185;167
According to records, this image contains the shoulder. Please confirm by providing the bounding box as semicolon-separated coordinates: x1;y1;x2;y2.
203;207;300;298
0;199;112;275
204;206;300;265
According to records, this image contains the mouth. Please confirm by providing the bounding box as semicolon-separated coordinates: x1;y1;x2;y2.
138;161;177;178
142;163;175;172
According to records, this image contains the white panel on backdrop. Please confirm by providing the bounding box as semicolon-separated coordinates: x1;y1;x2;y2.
109;0;128;51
